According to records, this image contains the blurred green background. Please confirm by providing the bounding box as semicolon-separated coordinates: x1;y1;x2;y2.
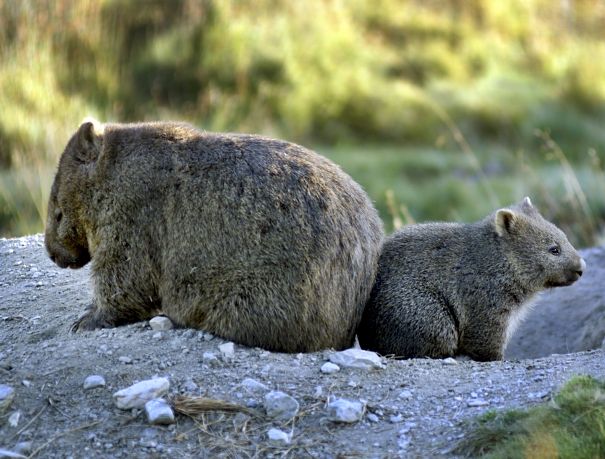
1;0;604;247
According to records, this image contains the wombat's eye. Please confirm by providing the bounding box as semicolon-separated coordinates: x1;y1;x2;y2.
55;210;63;224
548;245;560;256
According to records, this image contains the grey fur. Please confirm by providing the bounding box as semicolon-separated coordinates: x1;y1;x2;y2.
357;198;585;361
45;121;384;352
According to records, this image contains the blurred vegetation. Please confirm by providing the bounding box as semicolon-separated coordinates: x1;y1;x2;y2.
1;0;604;246
455;375;605;458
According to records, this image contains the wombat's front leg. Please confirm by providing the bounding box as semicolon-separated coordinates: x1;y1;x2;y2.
71;302;118;331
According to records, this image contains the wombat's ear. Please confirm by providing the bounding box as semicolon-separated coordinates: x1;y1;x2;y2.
75;119;104;164
520;196;533;210
494;208;516;236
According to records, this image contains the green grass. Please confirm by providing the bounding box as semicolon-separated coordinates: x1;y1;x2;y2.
455;375;605;459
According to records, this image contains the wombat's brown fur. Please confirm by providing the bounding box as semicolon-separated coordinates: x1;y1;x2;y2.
45;120;383;352
357;198;585;361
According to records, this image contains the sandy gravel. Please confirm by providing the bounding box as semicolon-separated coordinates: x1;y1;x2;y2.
1;235;604;458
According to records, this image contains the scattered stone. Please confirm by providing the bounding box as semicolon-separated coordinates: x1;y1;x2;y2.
327;399;365;423
21;380;31;388
320;362;340;374
202;352;220;366
442;357;458;365
149;316;174;331
8;411;20;427
389;414;404;423
152;332;163;340
264;391;299;421
0;384;15;413
267;428;291;444
182;379;198;393
113;377;170;410
467;399;489;407
83;375;106;390
218;342;235;359
145;398;175;425
398;390;413;400
367;413;379;423
118;356;133;364
329;348;384;370
241;378;268;393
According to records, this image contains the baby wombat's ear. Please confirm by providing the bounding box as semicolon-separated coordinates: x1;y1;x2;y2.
74;118;104;163
494;208;517;236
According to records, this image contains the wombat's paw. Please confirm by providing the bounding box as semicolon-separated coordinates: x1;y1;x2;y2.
70;310;111;332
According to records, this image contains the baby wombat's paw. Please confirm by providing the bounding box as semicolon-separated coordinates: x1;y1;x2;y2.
71;306;113;332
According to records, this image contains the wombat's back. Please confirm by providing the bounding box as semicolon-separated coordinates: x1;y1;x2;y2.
92;123;384;352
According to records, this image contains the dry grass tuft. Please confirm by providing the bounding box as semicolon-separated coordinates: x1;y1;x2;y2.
171;395;258;418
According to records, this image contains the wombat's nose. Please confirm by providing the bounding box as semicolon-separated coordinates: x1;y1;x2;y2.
576;257;586;276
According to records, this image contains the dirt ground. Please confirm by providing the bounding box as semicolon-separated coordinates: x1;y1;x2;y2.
1;234;604;458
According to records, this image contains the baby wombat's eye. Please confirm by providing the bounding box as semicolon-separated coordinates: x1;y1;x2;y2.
548;245;561;256
55;210;63;224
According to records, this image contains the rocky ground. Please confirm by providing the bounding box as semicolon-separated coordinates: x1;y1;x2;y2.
1;235;604;458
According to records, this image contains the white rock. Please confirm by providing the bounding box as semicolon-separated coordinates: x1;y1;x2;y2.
267;428;291;444
398;390;413;400
149;316;174;331
367;413;379;423
241;378;268;393
389;414;403;423
467;399;489;407
329;348;384;370
145;398;175;425
264;391;299;420
320;362;340;374
113;377;170;410
218;342;235;358
8;410;20;427
327;399;365;423
442;357;458;365
0;384;15;413
118;356;133;364
202;352;220;366
84;375;106;390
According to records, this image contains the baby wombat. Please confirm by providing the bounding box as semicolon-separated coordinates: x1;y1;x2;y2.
45;120;383;352
357;198;585;361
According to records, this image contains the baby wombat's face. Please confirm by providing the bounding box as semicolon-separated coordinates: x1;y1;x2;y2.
45;121;101;269
495;197;585;289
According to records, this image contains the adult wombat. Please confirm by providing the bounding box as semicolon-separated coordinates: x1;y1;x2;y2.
357;198;585;361
45;120;383;352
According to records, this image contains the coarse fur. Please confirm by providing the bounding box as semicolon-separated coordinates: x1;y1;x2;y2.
357;198;585;361
45;120;384;353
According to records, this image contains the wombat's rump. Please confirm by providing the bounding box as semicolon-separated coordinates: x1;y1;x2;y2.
357;198;585;361
45;121;383;352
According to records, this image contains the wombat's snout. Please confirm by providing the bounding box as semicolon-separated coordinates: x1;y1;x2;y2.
575;257;587;277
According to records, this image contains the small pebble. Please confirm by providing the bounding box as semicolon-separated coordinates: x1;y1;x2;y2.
218;342;235;359
149;316;174;331
8;411;20;427
442;357;458;365
390;414;404;423
367;413;379;423
83;375;106;390
202;352;220;366
264;391;299;421
241;378;268;393
467;399;489;407
14;442;32;456
398;390;413;400
327;399;365;423
118;356;133;364
267;428;291;444
145;398;175;425
320;362;340;374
